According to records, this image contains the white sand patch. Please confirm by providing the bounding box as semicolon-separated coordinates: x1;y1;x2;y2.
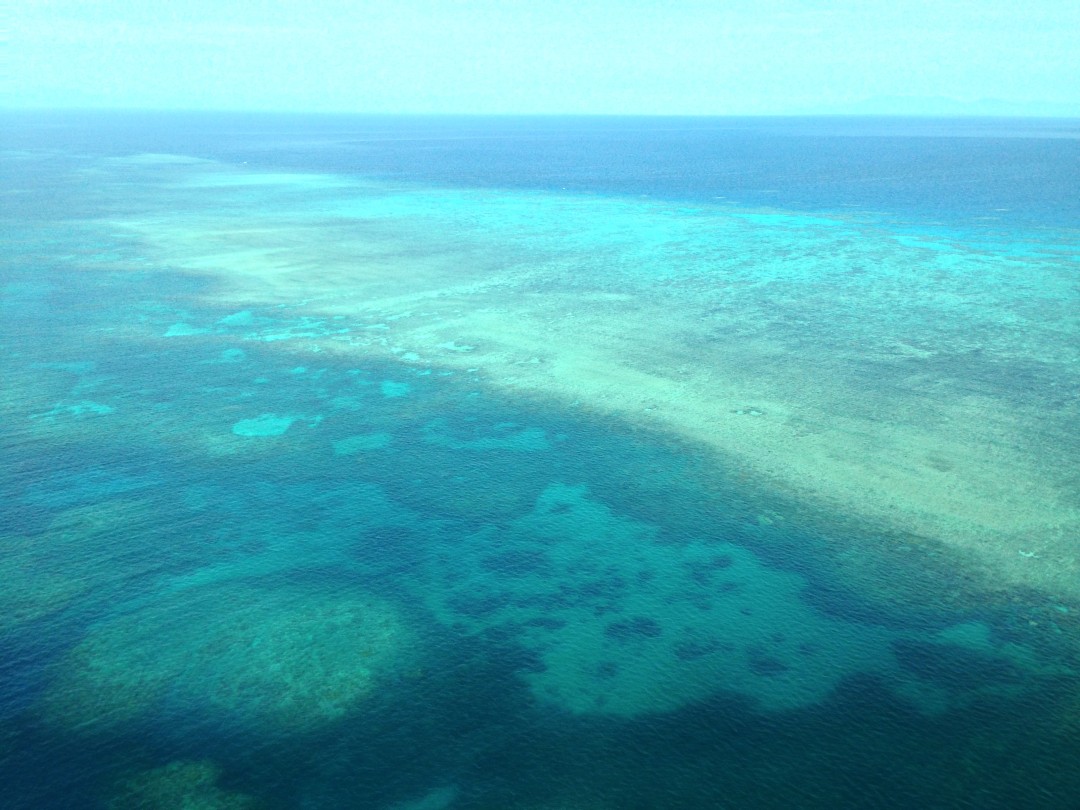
231;413;296;436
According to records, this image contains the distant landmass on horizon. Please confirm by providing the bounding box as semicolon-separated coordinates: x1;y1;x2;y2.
816;95;1080;117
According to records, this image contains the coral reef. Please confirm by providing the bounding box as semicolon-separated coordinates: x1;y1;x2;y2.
0;499;170;633
42;582;415;733
106;760;259;809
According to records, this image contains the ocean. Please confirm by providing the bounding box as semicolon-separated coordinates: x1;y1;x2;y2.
1;112;1079;808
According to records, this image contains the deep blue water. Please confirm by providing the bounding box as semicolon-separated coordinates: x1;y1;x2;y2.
1;113;1079;809
5;111;1080;229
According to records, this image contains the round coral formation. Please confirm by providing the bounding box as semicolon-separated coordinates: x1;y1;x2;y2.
42;581;414;734
107;760;258;809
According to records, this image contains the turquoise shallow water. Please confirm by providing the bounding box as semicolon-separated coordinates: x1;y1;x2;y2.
2;114;1080;808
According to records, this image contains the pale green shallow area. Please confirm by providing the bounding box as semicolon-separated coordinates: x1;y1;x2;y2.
108;158;1080;603
232;413;296;436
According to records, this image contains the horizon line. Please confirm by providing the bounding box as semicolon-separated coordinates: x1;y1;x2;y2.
4;106;1080;121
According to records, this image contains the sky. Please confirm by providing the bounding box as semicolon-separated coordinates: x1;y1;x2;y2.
4;0;1080;115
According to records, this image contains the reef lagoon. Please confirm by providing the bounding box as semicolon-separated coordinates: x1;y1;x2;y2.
2;113;1079;808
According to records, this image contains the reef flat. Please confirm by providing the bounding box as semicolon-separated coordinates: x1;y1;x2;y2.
105;158;1080;601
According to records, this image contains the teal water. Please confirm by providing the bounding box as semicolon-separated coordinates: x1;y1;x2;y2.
2;114;1080;808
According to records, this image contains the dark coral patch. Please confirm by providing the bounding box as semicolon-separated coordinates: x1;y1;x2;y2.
480;548;551;577
674;638;726;661
358;524;420;547
891;639;1022;689
448;593;507;618
747;646;790;676
684;553;735;587
522;617;567;630
689;569;712;587
605;616;663;641
576;577;626;598
596;661;619;678
709;554;735;569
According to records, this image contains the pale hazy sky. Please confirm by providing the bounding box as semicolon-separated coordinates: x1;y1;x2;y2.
5;0;1080;115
